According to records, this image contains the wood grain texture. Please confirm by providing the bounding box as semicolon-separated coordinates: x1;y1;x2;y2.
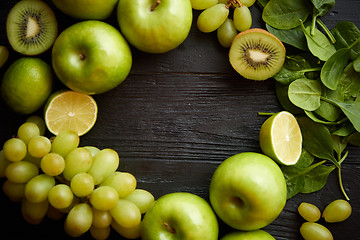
0;0;360;239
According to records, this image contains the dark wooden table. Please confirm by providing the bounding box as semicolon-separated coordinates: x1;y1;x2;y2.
0;0;359;239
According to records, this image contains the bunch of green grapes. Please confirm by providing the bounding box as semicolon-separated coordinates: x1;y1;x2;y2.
0;116;155;240
191;0;255;48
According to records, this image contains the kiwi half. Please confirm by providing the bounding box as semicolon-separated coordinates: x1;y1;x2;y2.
6;0;58;56
229;28;285;81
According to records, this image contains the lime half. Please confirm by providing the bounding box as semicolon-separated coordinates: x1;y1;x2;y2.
44;90;98;136
259;111;302;165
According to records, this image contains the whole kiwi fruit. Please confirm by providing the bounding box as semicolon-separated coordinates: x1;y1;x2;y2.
6;0;58;56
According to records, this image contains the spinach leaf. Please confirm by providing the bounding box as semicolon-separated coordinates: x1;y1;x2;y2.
275;82;303;115
288;79;322;111
354;55;360;72
257;0;269;8
273;68;306;85
332;21;360;60
266;23;308;51
297;117;339;166
300;20;336;61
322;97;360;132
337;63;360;101
262;0;311;30
320;48;351;90
301;164;336;194
310;0;335;17
346;132;360;146
315;86;343;122
304;110;340;125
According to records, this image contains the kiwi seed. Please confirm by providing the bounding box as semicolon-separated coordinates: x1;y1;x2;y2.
229;28;286;81
6;0;58;56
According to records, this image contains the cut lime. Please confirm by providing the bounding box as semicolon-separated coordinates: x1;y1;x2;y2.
44;90;98;136
259;111;302;165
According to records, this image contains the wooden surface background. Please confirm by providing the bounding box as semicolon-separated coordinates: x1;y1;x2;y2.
0;0;359;239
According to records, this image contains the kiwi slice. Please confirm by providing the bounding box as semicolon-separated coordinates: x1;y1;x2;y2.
6;0;58;56
229;28;285;81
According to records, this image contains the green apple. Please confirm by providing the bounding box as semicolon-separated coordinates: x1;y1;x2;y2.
220;230;275;240
141;192;218;240
209;152;287;231
52;20;132;95
52;0;118;20
117;0;192;54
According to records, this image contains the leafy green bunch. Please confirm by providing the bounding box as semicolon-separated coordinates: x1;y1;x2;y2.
258;0;360;200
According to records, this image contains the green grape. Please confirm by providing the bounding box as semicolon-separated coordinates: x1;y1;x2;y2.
26;115;46;136
2;179;26;202
110;199;141;229
90;225;111;240
239;0;256;7
51;130;79;158
92;207;112;228
197;3;229;33
21;198;49;225
233;5;252;32
70;172;94;197
23;152;41;168
111;220;141;239
300;222;333;240
47;205;64;220
63;147;93;181
5;161;39;183
322;199;352;223
90;186;119;211
28;136;51;158
84;146;100;158
298;202;321;222
64;203;93;238
217;18;237;48
190;0;218;10
101;172;137;198
88;149;119;185
40;152;65;176
48;184;74;210
126;189;155;214
3;138;27;162
0;150;12;177
17;122;40;145
24;174;55;203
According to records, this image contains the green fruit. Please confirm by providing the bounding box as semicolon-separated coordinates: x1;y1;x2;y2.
52;0;118;20
0;46;9;68
209;152;287;230
220;230;275;240
1;57;53;114
141;192;219;240
117;0;192;53
322;199;352;223
52;20;132;95
298;202;321;222
300;222;333;240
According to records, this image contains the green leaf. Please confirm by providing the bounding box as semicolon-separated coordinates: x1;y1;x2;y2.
354;55;360;72
331;21;360;60
337;63;360;101
262;0;311;29
323;98;360;132
273;67;306;85
300;20;336;61
310;0;335;17
288;79;322;111
320;48;351;90
275;82;303;115
301;164;336;194
297;117;339;166
266;23;308;51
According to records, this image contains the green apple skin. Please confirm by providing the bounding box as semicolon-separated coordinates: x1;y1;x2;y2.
52;20;132;95
220;230;275;240
51;0;118;20
141;192;219;240
117;0;192;54
209;152;287;231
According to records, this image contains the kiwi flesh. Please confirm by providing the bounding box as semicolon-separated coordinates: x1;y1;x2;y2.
229;28;285;81
6;0;58;56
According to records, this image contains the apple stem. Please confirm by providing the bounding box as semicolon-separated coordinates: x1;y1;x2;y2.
79;54;85;60
163;222;176;233
151;0;161;11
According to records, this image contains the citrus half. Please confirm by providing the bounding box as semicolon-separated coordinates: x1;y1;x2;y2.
259;111;302;165
44;90;98;136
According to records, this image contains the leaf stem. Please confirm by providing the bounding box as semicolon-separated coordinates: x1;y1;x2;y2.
299;67;322;73
349;36;360;49
316;19;336;44
258;112;275;116
338;167;350;200
311;15;317;36
286;160;326;182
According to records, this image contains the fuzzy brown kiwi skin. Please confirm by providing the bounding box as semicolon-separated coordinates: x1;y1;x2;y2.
229;28;286;81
